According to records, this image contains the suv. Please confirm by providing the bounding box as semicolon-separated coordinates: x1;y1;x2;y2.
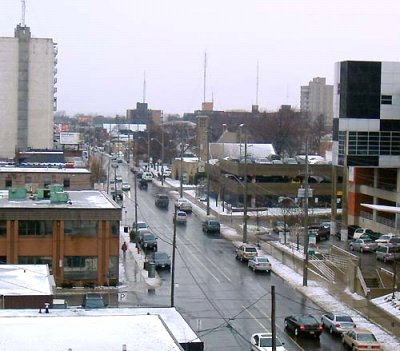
202;218;220;233
82;293;106;309
155;194;169;209
236;244;258;262
139;230;158;251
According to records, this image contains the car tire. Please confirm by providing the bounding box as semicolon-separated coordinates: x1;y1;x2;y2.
350;245;354;251
252;266;256;272
240;256;244;262
235;254;239;260
284;320;288;329
352;345;356;351
294;328;299;336
329;326;334;334
383;257;387;263
360;248;364;253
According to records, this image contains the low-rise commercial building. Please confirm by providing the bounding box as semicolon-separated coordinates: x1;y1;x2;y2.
0;188;121;286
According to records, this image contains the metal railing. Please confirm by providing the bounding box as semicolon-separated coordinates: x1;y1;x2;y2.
356;266;370;297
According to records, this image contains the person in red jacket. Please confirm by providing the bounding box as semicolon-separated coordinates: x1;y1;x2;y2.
121;241;128;259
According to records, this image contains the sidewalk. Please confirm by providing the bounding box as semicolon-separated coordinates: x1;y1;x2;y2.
127;175;400;350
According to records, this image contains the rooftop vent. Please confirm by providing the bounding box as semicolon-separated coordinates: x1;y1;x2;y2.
8;188;27;200
50;191;69;204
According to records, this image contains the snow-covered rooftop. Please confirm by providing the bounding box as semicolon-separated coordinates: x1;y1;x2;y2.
0;166;90;174
0;265;52;296
0;307;201;351
0;190;120;209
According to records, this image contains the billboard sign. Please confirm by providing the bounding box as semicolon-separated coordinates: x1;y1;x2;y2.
60;132;80;145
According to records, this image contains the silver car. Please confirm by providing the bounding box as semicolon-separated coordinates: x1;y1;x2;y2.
248;256;272;272
321;313;355;334
375;244;400;263
349;238;377;253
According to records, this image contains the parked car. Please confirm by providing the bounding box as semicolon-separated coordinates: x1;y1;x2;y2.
316;225;330;241
284;314;323;338
248;256;272;273
236;244;258;262
121;182;131;191
82;293;106;309
250;332;286;351
353;228;375;240
202;218;221;233
342;328;381;351
375;244;400;263
132;221;148;232
375;233;396;246
142;172;153;181
155;193;169;208
347;225;361;239
116;176;123;183
175;210;187;224
349;238;378;253
139;179;148;190
139;230;158;251
148;252;171;270
274;221;289;233
388;236;400;247
321;313;355;334
175;198;192;212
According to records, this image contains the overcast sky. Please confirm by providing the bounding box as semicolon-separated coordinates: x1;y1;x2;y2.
1;0;400;117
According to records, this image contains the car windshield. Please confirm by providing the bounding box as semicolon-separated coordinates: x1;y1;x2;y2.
137;223;147;228
155;253;168;260
299;316;317;324
257;258;269;262
144;234;156;240
246;247;257;253
336;316;353;322
357;333;377;342
209;220;219;225
379;235;390;240
363;239;373;244
260;337;282;347
177;213;186;217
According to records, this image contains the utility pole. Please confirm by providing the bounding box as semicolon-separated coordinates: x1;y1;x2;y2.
206;127;210;216
171;206;177;307
243;131;248;243
271;285;276;351
179;133;184;198
303;140;309;287
161;111;165;186
134;137;138;235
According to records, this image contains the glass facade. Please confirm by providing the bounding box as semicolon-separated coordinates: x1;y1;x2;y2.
18;256;53;271
64;256;97;280
0;220;6;236
64;220;97;236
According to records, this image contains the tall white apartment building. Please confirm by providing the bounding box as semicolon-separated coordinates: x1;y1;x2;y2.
300;77;333;127
0;25;57;159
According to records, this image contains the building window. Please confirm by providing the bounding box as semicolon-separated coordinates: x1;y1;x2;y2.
63;178;70;188
5;178;12;188
108;256;119;279
64;256;97;280
111;221;119;237
19;220;53;236
64;220;97;236
0;256;6;264
0;220;6;236
18;256;52;271
381;95;392;105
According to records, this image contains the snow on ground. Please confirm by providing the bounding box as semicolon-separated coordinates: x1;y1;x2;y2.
372;293;400;320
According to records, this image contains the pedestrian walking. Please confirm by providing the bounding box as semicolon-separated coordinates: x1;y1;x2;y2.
121;241;128;259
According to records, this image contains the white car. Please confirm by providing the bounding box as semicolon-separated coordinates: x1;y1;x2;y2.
250;333;286;351
142;172;153;181
121;182;131;191
248;256;272;272
321;313;355;334
375;233;396;246
175;210;187;224
175;198;192;212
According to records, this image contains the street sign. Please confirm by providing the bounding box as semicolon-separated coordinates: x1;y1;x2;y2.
118;292;127;302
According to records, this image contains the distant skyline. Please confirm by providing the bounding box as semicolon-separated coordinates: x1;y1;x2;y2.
1;0;400;117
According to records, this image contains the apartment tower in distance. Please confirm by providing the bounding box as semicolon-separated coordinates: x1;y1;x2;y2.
300;77;333;127
0;24;57;159
333;61;400;235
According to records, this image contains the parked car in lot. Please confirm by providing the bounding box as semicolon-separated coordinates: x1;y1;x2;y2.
175;198;192;212
375;233;396;246
202;218;220;233
375;244;400;263
175;210;187;224
353;228;375;240
388;236;400;247
316;225;330;241
236;244;258;262
147;252;171;270
155;193;169;208
284;314;323;338
349;238;378;253
347;225;361;239
248;256;272;273
250;332;286;351
321;313;355;334
341;328;381;351
82;293;106;309
139;230;158;251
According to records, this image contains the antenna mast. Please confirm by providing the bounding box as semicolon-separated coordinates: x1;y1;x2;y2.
21;0;26;27
143;71;146;103
256;60;259;106
203;51;207;103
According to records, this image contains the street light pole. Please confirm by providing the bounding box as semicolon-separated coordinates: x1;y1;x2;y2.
179;134;184;198
243;130;248;243
206;127;210;216
303;140;310;287
161;113;165;186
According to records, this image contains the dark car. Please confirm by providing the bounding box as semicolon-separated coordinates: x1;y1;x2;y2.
82;293;106;309
139;230;158;251
155;194;169;208
316;225;330;241
148;252;171;270
347;225;361;239
284;314;323;338
202;219;220;233
139;179;148;190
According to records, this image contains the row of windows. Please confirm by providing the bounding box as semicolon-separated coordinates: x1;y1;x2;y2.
0;220;119;237
338;131;400;156
4;178;71;189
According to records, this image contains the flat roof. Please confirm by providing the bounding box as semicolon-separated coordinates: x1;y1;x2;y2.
0;166;90;174
0;307;201;350
0;265;52;296
0;190;119;210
